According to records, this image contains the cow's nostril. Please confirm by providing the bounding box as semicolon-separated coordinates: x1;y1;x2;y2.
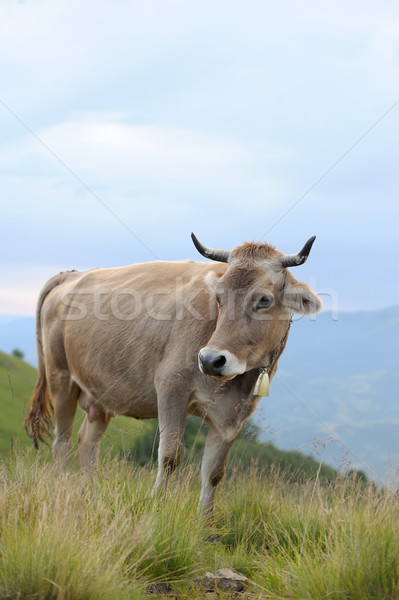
213;356;226;370
199;349;228;376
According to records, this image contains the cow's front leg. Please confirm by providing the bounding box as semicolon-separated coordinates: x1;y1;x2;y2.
199;425;233;516
153;395;187;498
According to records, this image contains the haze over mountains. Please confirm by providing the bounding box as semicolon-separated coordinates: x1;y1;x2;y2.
258;307;398;483
0;307;397;482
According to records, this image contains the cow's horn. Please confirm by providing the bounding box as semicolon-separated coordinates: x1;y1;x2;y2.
280;236;316;268
191;233;230;263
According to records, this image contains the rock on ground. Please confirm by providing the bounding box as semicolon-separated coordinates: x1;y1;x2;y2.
195;568;248;592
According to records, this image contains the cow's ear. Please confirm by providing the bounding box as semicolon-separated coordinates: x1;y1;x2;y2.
204;269;224;292
281;281;322;315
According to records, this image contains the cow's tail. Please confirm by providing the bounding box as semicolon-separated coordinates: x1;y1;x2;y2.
24;273;70;449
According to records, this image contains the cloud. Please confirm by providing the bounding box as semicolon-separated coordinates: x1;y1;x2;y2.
2;114;252;182
0;112;290;209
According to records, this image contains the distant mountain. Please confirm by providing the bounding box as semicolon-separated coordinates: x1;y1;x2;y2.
259;307;398;483
0;307;397;482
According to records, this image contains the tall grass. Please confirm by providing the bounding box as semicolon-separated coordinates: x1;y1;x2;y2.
0;449;398;599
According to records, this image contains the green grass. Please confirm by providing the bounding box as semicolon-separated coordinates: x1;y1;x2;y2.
0;352;37;455
0;453;398;600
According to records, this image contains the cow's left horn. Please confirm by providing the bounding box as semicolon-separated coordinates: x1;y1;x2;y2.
191;233;230;263
280;236;316;268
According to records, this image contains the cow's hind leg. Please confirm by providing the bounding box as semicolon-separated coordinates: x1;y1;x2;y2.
199;425;233;516
77;409;110;472
50;370;80;467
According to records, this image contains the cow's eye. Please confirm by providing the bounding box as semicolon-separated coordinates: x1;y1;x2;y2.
256;295;274;310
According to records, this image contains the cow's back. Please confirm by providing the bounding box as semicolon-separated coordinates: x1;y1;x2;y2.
39;260;225;417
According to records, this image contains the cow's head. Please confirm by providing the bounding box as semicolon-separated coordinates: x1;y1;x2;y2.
192;233;322;379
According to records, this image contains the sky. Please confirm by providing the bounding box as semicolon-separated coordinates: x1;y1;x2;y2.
1;0;398;315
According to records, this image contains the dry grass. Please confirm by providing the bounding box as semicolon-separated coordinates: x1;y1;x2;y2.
0;450;398;599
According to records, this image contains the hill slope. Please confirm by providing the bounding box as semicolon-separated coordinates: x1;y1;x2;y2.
0;351;37;455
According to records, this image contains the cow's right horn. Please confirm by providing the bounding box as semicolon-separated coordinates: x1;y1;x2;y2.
191;233;230;263
280;236;316;268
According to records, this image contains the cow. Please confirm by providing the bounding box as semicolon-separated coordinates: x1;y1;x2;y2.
25;233;322;514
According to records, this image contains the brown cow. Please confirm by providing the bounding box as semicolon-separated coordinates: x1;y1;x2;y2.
25;234;321;513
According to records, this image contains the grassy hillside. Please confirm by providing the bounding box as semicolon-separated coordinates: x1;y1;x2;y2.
0;455;397;600
0;351;337;482
2;351;395;599
0;351;37;455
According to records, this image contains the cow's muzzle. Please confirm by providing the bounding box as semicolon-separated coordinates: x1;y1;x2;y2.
198;348;246;380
